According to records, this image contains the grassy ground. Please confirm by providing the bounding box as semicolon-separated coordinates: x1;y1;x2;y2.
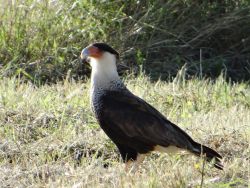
0;75;249;187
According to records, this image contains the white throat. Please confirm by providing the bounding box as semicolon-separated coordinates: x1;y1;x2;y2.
90;52;121;90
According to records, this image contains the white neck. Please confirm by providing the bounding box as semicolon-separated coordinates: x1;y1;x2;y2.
90;52;121;90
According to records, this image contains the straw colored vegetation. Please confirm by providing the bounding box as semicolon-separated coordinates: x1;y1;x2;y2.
0;1;249;187
0;75;249;187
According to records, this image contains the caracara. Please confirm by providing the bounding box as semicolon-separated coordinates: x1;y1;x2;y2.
80;43;223;171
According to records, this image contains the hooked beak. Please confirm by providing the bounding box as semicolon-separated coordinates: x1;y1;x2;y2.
80;47;89;64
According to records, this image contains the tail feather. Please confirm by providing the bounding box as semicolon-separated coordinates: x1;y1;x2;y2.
192;141;223;170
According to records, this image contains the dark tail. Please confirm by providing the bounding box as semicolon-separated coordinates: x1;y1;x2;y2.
191;141;223;170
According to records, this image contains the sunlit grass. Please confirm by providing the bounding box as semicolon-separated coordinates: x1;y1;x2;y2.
0;75;249;187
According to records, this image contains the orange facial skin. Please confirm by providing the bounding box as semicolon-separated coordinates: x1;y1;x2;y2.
81;45;103;60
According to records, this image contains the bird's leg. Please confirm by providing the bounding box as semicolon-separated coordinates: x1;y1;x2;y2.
125;160;133;173
125;154;146;173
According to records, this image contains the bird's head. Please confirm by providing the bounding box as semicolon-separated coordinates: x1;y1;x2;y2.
80;43;119;72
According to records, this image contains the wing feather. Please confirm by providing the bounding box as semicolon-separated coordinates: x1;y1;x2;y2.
99;90;195;150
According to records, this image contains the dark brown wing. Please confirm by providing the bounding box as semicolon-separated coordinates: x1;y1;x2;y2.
98;90;195;151
97;90;223;169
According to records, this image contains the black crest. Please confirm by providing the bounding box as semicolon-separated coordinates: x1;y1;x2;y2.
92;43;119;59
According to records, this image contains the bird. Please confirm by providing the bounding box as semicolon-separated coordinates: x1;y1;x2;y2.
80;42;223;171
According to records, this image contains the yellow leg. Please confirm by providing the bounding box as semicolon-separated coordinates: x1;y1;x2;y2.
125;154;146;173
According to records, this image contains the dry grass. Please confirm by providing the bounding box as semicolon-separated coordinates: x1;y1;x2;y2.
0;75;249;187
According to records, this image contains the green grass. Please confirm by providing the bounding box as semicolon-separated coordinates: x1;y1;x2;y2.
0;0;250;82
0;74;249;187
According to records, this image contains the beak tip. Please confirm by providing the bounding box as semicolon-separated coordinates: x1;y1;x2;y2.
80;48;89;63
81;48;89;56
